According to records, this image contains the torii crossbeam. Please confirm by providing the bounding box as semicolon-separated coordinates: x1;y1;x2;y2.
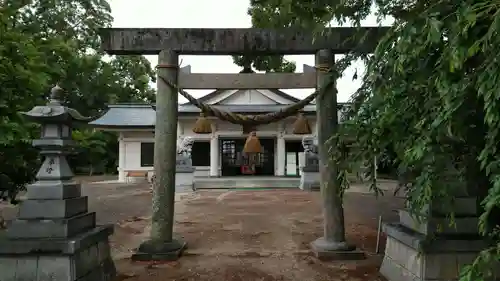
100;27;387;55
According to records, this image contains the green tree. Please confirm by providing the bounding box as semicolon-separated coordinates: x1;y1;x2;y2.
0;2;54;204
71;130;110;175
0;0;156;207
232;0;299;72
235;0;373;72
346;1;500;279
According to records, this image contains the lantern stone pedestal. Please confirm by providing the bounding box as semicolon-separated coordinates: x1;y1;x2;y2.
380;185;498;281
0;86;115;281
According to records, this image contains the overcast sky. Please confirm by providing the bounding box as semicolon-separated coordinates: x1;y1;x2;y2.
109;0;392;103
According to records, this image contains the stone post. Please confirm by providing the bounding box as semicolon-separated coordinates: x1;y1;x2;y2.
132;50;187;261
276;134;286;176
0;86;115;281
311;49;364;260
210;135;219;177
118;133;126;182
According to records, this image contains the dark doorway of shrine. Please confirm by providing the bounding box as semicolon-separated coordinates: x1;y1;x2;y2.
220;137;275;176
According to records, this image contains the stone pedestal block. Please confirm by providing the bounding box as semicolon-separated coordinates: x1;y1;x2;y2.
26;180;81;200
7;212;96;239
176;155;195;191
176;168;195;191
0;226;115;281
18;196;88;219
299;166;320;191
380;191;492;281
398;210;479;236
380;223;499;281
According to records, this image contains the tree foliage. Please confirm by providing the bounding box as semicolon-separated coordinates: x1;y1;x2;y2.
348;1;500;279
232;0;300;72
248;0;500;279
0;0;155;204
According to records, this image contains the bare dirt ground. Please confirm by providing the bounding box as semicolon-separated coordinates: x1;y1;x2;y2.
110;185;403;281
0;176;403;281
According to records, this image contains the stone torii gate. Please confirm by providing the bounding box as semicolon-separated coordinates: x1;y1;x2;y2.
99;27;386;261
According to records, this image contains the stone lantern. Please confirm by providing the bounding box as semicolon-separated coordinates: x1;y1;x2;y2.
0;86;116;281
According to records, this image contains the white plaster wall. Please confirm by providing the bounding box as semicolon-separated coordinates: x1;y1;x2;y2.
218;90;279;105
213;120;241;135
121;131;154;173
120;129;212;180
122;131;155;139
181;119;242;137
204;89;291;105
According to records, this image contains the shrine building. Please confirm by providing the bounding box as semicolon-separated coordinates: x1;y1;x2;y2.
90;88;344;183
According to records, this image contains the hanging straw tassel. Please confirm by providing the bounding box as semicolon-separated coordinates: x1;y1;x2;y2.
243;131;263;153
292;113;312;134
192;112;212;134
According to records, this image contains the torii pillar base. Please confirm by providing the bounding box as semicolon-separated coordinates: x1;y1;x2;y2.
131;238;187;262
311;237;366;261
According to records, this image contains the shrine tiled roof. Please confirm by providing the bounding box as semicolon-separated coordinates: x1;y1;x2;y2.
89;103;319;128
90;104;156;128
89;102;351;128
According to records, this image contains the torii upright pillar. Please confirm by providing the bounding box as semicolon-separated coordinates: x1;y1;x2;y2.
132;50;187;261
311;49;364;260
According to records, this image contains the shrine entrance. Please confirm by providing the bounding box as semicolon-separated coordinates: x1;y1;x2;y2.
220;137;275;176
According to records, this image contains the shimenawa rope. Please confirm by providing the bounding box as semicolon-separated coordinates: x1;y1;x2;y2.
156;65;334;126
